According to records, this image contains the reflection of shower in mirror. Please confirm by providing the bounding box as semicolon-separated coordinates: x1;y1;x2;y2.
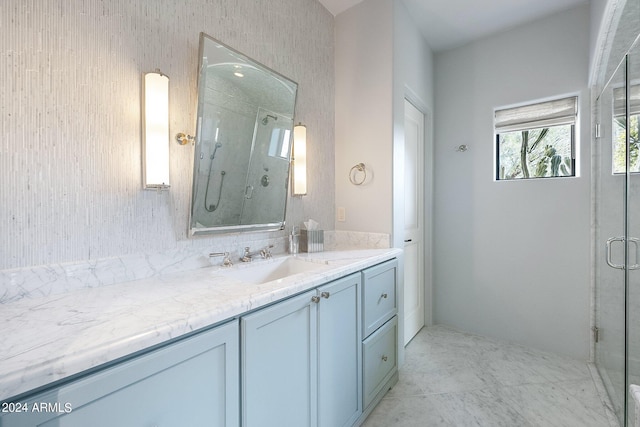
261;114;278;125
189;33;298;236
204;141;225;212
204;171;226;212
210;142;223;159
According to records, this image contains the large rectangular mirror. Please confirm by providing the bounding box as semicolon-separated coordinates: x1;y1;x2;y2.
189;33;298;236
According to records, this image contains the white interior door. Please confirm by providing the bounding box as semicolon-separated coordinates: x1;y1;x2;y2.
403;99;425;345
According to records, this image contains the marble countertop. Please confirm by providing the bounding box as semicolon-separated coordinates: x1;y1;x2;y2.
0;248;401;401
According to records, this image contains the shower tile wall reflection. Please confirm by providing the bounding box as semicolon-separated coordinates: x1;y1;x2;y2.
364;326;616;427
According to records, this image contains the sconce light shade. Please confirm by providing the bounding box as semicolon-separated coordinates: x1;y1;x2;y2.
142;71;170;189
292;123;307;196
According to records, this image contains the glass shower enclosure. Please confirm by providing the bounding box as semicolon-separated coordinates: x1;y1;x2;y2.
594;26;640;426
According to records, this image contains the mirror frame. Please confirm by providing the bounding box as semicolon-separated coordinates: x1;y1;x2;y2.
188;33;298;237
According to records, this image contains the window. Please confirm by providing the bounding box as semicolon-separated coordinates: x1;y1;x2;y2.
495;96;577;180
612;85;640;173
267;127;291;159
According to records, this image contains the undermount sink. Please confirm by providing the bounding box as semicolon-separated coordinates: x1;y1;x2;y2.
216;256;328;284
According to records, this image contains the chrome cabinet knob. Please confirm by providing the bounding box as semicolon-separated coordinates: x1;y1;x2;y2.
321;291;330;299
382;355;388;362
381;293;388;299
311;296;321;303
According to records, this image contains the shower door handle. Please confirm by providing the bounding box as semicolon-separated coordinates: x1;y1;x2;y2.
630;237;640;270
605;237;640;270
606;237;625;270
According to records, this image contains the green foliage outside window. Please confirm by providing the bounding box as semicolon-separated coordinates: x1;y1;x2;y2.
497;125;573;180
613;115;640;173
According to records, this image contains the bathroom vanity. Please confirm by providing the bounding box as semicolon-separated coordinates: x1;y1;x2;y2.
0;249;399;427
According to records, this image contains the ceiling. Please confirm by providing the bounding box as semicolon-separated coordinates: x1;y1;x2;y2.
318;0;589;52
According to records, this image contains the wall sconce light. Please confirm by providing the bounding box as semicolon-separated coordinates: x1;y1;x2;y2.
292;123;307;196
142;70;170;189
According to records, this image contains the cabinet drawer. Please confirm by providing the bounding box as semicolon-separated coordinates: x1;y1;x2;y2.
362;316;397;409
362;259;397;338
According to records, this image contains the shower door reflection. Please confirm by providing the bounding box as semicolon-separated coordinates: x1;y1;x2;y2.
240;108;292;225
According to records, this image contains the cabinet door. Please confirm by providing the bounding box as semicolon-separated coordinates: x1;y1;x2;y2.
317;274;361;427
1;320;240;427
241;290;318;427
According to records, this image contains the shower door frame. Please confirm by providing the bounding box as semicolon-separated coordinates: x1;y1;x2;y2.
595;54;629;426
595;34;640;426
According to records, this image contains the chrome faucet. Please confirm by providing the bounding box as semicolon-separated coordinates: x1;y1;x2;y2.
261;245;273;259
241;245;274;262
209;251;233;267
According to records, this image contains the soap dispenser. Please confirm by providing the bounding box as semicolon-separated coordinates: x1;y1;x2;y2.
289;226;299;255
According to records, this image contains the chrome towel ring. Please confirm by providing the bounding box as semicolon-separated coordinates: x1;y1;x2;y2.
349;163;367;185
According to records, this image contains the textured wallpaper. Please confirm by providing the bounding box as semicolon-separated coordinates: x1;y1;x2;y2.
0;0;334;270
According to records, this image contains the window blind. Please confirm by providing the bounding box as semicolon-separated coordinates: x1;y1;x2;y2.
613;84;640;117
495;96;578;133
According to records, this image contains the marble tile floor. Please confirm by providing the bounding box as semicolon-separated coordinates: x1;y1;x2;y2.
363;325;617;427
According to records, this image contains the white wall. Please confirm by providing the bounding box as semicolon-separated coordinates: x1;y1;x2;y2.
433;5;592;359
335;0;393;234
393;1;435;329
335;0;434;359
393;3;435;116
0;0;334;271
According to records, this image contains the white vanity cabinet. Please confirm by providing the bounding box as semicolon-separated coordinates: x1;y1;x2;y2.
0;320;240;427
241;273;362;427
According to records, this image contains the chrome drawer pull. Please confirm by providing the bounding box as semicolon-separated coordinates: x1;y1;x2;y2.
381;355;388;362
321;291;330;299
